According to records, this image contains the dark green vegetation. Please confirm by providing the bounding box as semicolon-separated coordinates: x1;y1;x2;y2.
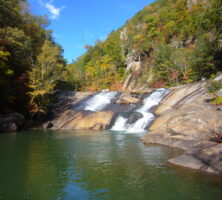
206;79;222;104
0;130;222;200
67;0;222;90
1;0;222;116
0;0;66;115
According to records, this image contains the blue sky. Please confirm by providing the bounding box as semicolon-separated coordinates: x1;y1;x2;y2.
27;0;155;63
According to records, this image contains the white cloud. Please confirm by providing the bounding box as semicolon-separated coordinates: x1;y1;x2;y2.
39;0;65;19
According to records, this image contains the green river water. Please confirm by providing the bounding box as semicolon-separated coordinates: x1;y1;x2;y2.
0;130;222;200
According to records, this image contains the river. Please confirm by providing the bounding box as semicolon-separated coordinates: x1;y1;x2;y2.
0;130;222;200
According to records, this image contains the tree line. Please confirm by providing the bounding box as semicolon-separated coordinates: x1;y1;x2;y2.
66;0;222;89
0;0;66;116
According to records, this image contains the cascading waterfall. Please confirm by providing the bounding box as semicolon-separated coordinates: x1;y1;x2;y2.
111;88;170;132
81;91;118;112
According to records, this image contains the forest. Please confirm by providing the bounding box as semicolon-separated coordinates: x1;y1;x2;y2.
66;0;222;91
0;0;222;117
0;0;66;116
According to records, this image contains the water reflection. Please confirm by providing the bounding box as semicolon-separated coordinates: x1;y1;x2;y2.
0;131;222;200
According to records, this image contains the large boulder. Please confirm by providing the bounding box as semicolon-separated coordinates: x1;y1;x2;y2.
141;81;222;175
154;82;206;115
127;112;143;124
166;99;222;140
0;113;25;133
169;143;222;175
50;110;114;130
61;111;114;130
143;82;222;147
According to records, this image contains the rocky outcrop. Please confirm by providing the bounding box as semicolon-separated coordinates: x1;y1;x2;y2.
53;110;114;130
141;81;222;175
42;91;142;131
187;0;198;9
169;142;222;175
187;0;210;10
123;53;154;91
0;113;25;133
115;93;140;104
126;61;141;73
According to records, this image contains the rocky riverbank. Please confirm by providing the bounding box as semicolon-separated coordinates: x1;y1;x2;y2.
2;79;222;176
42;91;145;131
141;81;222;175
0;113;25;132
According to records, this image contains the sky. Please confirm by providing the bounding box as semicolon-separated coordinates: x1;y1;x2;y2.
27;0;155;63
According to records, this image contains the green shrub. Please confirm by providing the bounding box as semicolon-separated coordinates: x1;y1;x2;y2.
212;96;222;105
206;80;222;94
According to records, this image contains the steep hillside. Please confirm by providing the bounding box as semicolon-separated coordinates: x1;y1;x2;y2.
66;0;222;91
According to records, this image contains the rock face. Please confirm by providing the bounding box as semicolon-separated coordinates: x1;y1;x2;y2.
169;143;222;175
187;0;198;9
43;92;143;131
126;112;143;125
0;113;25;133
54;111;114;130
122;53;153;91
115;93;140;104
126;61;141;73
141;81;222;175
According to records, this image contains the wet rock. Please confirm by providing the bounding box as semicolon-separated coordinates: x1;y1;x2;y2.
115;93;140;104
0;113;25;133
169;143;222;175
92;123;108;130
142;81;222;175
51;110;114;130
66;111;114;130
1;122;17;132
44;91;144;131
43;121;53;130
127;112;143;124
141;132;202;150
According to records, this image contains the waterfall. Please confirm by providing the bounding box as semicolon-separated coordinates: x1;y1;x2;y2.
81;91;118;112
111;88;170;132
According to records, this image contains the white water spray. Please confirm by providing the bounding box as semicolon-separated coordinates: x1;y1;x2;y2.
111;88;170;132
82;91;118;112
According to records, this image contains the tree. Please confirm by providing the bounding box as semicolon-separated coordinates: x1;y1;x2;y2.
28;40;65;113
